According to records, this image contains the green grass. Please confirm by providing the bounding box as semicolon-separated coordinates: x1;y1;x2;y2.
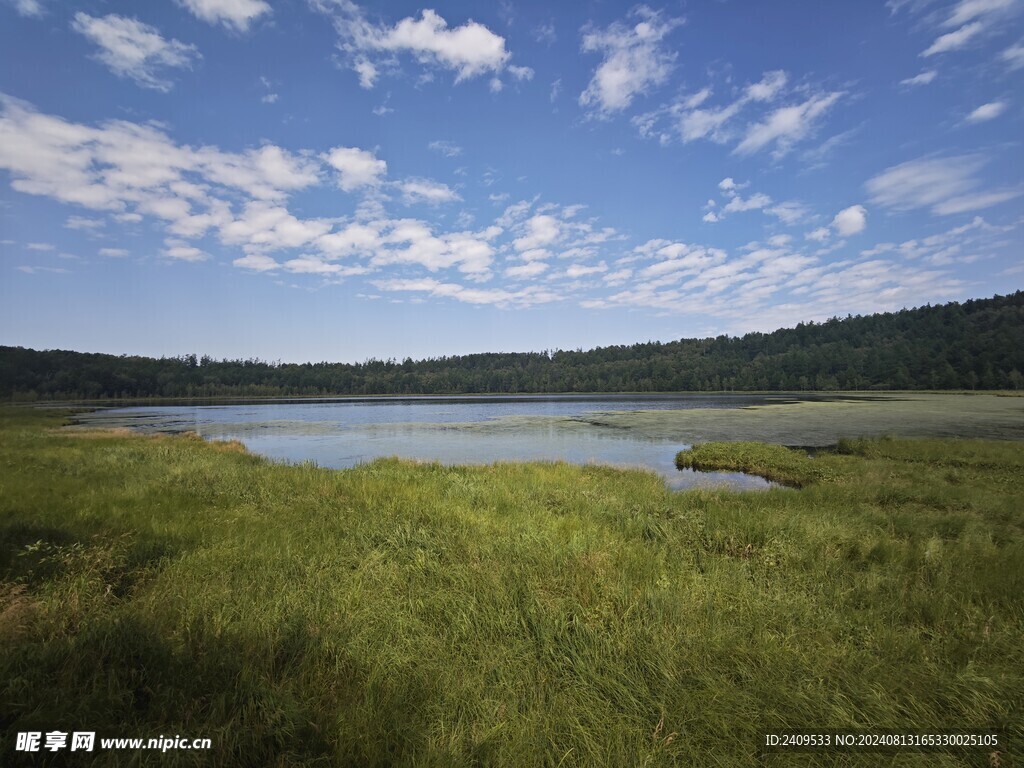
675;442;832;487
563;393;1024;444
2;407;1022;766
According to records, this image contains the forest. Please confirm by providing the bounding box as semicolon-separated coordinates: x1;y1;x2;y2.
2;291;1022;399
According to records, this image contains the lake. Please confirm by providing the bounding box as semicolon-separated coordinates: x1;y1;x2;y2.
70;394;819;490
69;392;1024;490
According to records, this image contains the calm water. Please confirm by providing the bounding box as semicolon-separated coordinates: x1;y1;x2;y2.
72;395;805;490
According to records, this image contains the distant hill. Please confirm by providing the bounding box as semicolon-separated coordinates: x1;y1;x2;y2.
2;292;1023;399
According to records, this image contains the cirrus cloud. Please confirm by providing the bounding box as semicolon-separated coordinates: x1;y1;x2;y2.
71;13;200;91
866;154;1022;215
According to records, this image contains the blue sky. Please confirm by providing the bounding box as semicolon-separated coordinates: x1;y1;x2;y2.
1;0;1022;363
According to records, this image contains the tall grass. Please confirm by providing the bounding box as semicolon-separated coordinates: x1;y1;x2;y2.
1;408;1021;766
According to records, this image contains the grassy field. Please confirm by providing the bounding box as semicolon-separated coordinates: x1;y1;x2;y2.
1;406;1022;766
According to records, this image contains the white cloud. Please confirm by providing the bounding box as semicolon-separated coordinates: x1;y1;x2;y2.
233;253;278;271
370;220;496;275
505;261;549;279
676;102;743;142
199;144;321;200
891;215;1011;264
589;232;971;327
900;70;937;85
163;239;209;261
704;179;807;226
603;268;632;286
71;13;200;91
832;204;867;236
744;70;788;102
533;22;556;45
513;214;560;251
805;227;831;242
26;242;54;250
565;262;608;278
353;58;378;89
681;88;712;110
282;256;343;274
428;140;462;157
18;265;71;274
735;92;842;156
400;178;460;205
579;6;683;115
550;78;562;102
932;188;1023;214
100;247;129;257
867;155;979;212
315;223;380;258
634;70;833;154
508;64;534;81
65;215;105;230
221;202;331;251
0;96;549;290
766;202;809;225
866;154;1023;216
281;256;370;276
921;21;984;56
943;0;1018;27
722;192;772;214
314;2;512;87
323;146;386;191
374;277;559;308
176;0;270;32
901;0;1022;61
5;0;44;18
1003;42;1024;68
496;199;533;227
557;247;594;261
0;97;394;268
377;9;509;80
8;94;1005;322
966;100;1007;122
705;188;772;223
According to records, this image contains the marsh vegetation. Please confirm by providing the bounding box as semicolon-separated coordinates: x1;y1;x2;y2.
1;407;1021;765
66;394;1024;492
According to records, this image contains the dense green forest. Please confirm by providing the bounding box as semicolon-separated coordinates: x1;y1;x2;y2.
2;292;1023;399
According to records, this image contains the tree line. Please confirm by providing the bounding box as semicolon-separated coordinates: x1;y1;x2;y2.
2;291;1022;400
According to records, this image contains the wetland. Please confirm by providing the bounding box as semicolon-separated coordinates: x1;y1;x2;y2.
69;392;1024;490
2;404;1022;765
